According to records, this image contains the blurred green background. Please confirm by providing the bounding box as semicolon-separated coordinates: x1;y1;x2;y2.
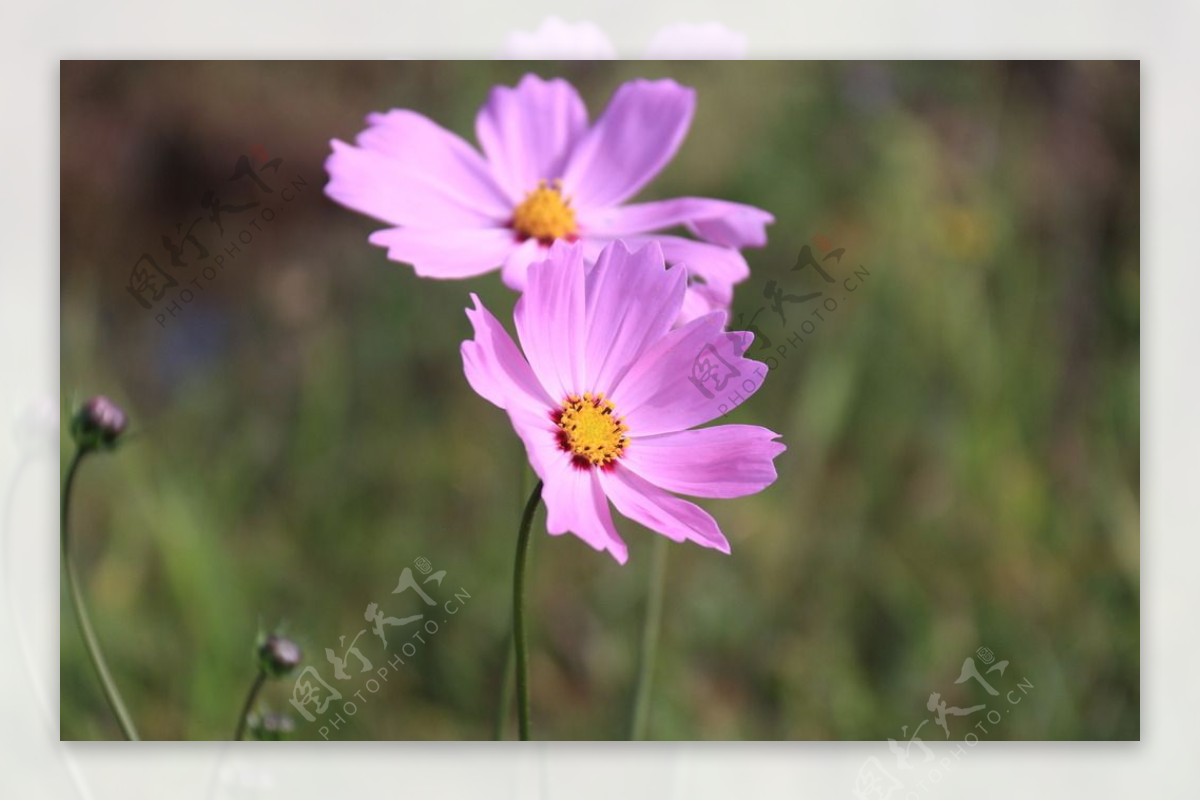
60;61;1139;740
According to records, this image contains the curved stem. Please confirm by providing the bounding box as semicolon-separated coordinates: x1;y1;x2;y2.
233;670;267;741
494;639;516;740
61;446;140;741
630;535;669;740
494;460;528;740
513;479;543;741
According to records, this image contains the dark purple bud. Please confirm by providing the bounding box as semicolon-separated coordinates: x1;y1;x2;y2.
258;634;302;677
71;396;128;451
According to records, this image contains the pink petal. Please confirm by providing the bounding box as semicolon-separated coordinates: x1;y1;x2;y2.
542;452;629;564
612;312;767;436
651;235;751;291
510;419;629;564
598;465;730;554
499;237;547;290
561;79;696;210
579;197;774;248
461;293;555;417
476;74;589;201
579;234;747;324
358;113;510;216
369;227;516;278
603;234;751;326
325;111;510;227
506;406;562;479
678;282;728;326
583;240;687;396
513;240;587;401
623;425;785;498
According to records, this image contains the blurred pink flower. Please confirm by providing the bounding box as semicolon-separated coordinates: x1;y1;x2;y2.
644;22;748;59
499;17;748;60
461;239;785;564
501;17;617;59
326;74;773;323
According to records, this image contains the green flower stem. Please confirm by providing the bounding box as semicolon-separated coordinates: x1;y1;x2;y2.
630;535;669;740
513;479;543;741
494;637;516;740
494;460;529;740
233;669;267;741
61;446;140;741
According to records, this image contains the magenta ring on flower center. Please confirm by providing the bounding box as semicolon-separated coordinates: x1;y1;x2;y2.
550;392;628;471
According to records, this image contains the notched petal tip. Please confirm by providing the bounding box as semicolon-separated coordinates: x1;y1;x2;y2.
627;238;665;266
322;140;356;190
524;238;585;288
463;292;487;327
362;108;417;132
546;237;585;261
325;138;353;160
514;72;570;92
693;308;729;332
729;329;754;355
365;228;392;248
545;519;629;565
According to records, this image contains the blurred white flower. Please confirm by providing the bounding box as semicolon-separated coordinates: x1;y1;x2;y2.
501;17;747;60
645;22;748;59
501;17;617;59
11;395;58;456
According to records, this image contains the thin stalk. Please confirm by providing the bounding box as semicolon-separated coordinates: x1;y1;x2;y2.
630;535;669;740
513;479;543;741
61;446;140;741
233;670;267;741
494;461;528;740
494;639;516;740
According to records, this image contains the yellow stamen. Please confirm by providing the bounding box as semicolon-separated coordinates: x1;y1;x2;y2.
512;180;577;243
554;392;628;469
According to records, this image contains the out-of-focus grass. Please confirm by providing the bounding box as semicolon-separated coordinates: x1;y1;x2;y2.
60;61;1138;740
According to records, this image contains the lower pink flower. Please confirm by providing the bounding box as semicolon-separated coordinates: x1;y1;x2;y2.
461;239;786;563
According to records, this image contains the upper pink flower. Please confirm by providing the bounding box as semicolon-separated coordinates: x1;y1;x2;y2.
326;74;774;323
461;238;785;564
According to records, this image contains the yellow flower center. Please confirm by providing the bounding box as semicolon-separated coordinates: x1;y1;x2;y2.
512;180;577;243
553;392;628;470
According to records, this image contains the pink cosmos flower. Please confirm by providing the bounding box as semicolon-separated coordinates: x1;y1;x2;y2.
326;74;774;323
461;239;785;563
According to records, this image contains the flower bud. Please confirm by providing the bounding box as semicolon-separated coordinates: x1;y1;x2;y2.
258;634;302;678
70;396;128;451
248;711;296;740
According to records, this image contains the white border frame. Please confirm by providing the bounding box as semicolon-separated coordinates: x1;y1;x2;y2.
3;1;1196;796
